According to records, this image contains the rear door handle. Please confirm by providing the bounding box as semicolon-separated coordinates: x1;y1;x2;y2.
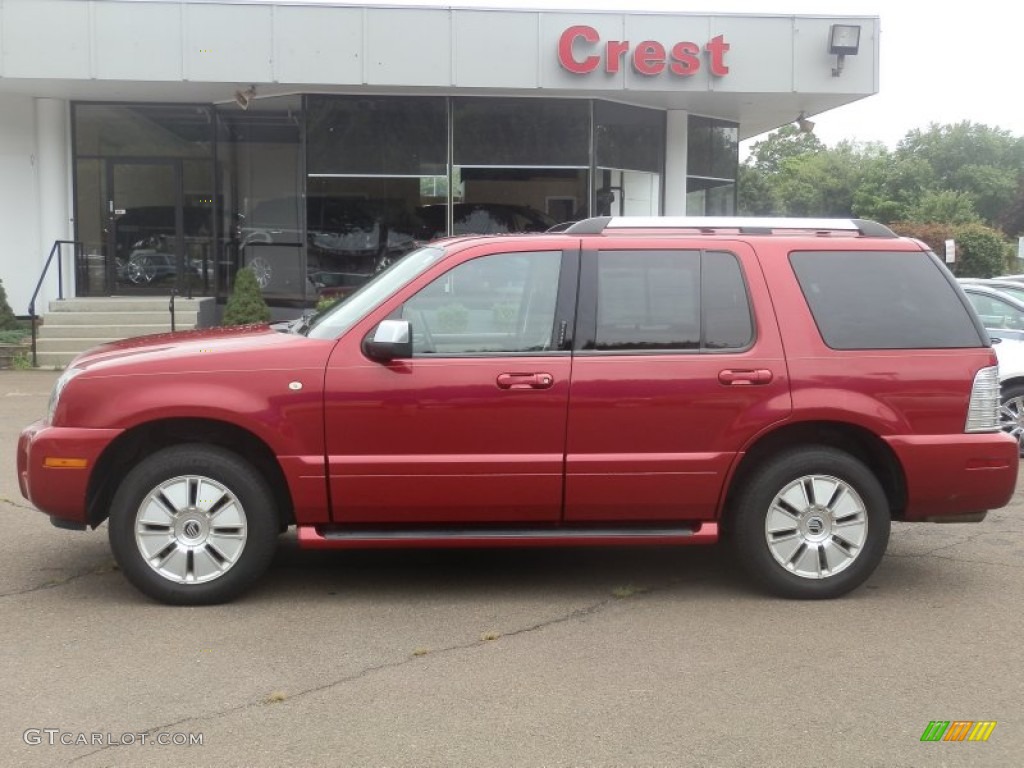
718;368;773;385
497;372;554;390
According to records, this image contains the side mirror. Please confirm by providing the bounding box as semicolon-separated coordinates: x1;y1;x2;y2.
363;319;413;361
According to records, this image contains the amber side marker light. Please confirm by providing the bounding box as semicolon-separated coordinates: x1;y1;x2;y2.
43;458;89;469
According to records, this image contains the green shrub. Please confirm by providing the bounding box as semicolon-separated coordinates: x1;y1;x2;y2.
0;278;22;331
889;221;1011;278
222;267;271;326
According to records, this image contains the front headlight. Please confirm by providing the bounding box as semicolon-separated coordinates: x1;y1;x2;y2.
47;367;84;424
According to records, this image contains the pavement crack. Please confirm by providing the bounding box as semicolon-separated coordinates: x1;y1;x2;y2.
69;588;658;762
0;560;118;598
0;495;36;511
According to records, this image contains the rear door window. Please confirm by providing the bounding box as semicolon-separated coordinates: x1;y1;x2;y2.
790;251;985;349
585;249;753;352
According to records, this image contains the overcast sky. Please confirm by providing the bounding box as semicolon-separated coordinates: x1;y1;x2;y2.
255;0;1024;149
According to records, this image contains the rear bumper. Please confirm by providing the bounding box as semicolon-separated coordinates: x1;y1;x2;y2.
886;433;1019;521
18;421;123;525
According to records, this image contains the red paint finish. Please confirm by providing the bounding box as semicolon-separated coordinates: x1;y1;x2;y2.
19;422;123;523
885;434;1017;519
564;240;790;522
324;348;571;525
16;226;1018;568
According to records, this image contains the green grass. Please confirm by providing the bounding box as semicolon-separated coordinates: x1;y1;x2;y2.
0;329;29;344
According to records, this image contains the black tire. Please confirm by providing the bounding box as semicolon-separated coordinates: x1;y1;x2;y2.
108;444;279;605
731;447;890;599
999;383;1024;457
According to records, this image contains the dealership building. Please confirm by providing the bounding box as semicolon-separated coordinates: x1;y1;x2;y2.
0;0;878;340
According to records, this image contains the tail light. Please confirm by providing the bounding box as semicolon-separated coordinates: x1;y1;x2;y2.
965;365;1000;433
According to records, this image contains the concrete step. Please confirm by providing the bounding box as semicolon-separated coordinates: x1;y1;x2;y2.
48;298;205;313
40;311;198;327
37;324;181;339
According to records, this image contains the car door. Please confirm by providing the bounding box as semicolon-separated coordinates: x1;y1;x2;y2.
324;243;578;524
563;240;792;522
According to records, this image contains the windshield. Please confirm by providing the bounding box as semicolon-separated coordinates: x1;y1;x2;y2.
305;246;445;339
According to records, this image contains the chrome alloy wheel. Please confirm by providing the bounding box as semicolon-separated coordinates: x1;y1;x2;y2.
999;394;1024;452
134;475;248;584
764;474;868;580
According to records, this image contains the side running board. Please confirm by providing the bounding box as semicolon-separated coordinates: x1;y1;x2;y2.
297;523;718;550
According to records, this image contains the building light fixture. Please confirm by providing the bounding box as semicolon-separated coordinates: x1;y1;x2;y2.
796;112;815;134
829;24;861;77
234;85;256;110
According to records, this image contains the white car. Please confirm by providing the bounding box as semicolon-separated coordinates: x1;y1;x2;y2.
992;338;1024;454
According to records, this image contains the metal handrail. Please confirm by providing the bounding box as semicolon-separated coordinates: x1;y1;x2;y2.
28;240;81;367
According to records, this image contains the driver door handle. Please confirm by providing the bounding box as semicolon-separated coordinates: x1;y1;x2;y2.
497;372;554;390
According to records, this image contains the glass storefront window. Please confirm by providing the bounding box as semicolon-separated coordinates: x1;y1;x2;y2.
594;101;665;217
75;105;213;158
218;101;303;301
306;96;447;176
686;178;736;215
72;96;682;304
686;115;738;216
453;98;589;168
453;98;590;230
72;104;215;296
687;116;739;180
304;96;448;303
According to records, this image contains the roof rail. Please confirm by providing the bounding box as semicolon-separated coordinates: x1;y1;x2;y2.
563;216;897;238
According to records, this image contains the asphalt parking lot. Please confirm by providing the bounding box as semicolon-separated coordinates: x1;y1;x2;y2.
1;369;1022;768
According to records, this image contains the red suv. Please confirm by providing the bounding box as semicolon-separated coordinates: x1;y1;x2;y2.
18;217;1018;604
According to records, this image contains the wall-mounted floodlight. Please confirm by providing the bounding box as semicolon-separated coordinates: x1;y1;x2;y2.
829;24;861;77
796;113;815;134
234;86;256;110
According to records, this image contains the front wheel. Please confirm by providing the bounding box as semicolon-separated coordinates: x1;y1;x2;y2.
108;445;279;605
730;447;890;599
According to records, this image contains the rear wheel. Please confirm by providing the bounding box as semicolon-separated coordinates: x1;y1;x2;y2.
731;447;890;599
108;445;278;605
999;383;1024;456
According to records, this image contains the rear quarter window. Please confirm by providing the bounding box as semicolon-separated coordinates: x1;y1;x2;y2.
790;250;984;349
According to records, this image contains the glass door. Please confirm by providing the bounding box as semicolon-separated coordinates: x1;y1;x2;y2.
107;161;184;294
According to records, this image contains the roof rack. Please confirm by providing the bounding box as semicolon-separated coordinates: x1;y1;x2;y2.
564;216;897;238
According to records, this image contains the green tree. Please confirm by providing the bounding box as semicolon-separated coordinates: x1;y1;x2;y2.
896;122;1024;225
908;190;980;225
745;124;826;175
222;267;271;326
0;278;22;331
